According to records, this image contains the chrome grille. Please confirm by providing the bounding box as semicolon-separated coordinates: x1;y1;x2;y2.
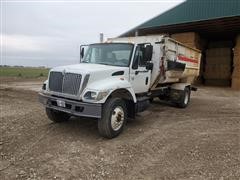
62;73;82;95
49;72;63;93
48;71;82;95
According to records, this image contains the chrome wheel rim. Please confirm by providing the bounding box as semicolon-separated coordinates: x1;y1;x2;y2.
184;91;189;105
111;106;124;131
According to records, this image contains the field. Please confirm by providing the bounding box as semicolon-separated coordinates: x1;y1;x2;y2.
0;67;49;78
0;78;240;179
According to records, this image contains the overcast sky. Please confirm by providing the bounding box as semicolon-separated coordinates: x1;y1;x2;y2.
1;0;184;67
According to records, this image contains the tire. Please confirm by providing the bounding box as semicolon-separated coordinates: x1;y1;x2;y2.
98;97;127;139
158;95;166;101
176;87;190;108
46;108;71;123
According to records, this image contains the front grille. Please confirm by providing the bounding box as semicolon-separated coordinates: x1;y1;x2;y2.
49;72;63;93
63;73;82;95
48;71;82;95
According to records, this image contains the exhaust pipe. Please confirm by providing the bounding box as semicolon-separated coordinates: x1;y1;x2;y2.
100;33;104;43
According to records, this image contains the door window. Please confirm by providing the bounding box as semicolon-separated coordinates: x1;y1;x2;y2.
133;45;147;68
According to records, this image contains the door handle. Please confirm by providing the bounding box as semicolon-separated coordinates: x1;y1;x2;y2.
145;77;149;85
135;70;148;75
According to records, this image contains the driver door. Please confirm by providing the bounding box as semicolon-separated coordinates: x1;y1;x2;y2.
130;45;151;93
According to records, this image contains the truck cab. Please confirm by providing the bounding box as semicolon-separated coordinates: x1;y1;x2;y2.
39;35;201;138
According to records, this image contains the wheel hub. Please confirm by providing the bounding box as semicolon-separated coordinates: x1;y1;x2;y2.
184;91;189;105
111;106;124;131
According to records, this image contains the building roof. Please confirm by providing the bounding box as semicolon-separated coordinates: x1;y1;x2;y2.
120;0;240;37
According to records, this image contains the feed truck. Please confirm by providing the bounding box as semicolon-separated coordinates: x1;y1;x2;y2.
39;35;201;138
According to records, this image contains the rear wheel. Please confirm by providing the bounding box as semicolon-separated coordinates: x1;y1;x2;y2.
46;108;71;123
98;97;127;139
175;87;190;108
158;95;168;101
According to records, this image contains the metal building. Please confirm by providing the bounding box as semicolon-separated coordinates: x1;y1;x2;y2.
120;0;240;89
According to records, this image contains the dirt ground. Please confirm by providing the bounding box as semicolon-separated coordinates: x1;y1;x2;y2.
0;78;240;180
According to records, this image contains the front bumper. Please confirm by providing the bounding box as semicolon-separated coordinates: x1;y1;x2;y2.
38;92;102;118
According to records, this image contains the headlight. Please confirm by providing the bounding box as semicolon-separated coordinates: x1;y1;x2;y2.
83;90;109;102
97;91;109;100
84;91;98;100
42;80;48;90
42;83;46;90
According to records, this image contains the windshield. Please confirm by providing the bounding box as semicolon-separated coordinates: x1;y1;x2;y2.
82;43;134;67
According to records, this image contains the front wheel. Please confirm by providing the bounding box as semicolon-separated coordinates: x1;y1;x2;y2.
98;98;127;139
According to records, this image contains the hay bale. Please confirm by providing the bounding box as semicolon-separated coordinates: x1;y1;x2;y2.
231;77;240;90
234;47;240;55
204;64;232;79
233;53;240;65
233;40;240;66
236;34;240;45
206;48;232;57
205;79;231;86
232;65;240;78
171;32;201;50
208;41;233;48
171;32;198;41
206;56;232;65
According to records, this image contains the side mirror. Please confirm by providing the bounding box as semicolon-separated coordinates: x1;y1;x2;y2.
146;62;153;71
80;47;84;59
144;45;153;61
80;45;89;62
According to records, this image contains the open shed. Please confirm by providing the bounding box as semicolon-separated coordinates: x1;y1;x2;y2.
120;0;240;89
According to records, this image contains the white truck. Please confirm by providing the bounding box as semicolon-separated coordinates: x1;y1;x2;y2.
39;35;201;138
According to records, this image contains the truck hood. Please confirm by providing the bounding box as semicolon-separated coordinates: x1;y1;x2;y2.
49;63;129;97
51;63;127;74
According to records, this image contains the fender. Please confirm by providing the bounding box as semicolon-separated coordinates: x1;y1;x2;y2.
170;83;190;91
83;77;137;103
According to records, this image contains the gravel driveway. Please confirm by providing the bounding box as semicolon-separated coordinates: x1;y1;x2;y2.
0;79;240;179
